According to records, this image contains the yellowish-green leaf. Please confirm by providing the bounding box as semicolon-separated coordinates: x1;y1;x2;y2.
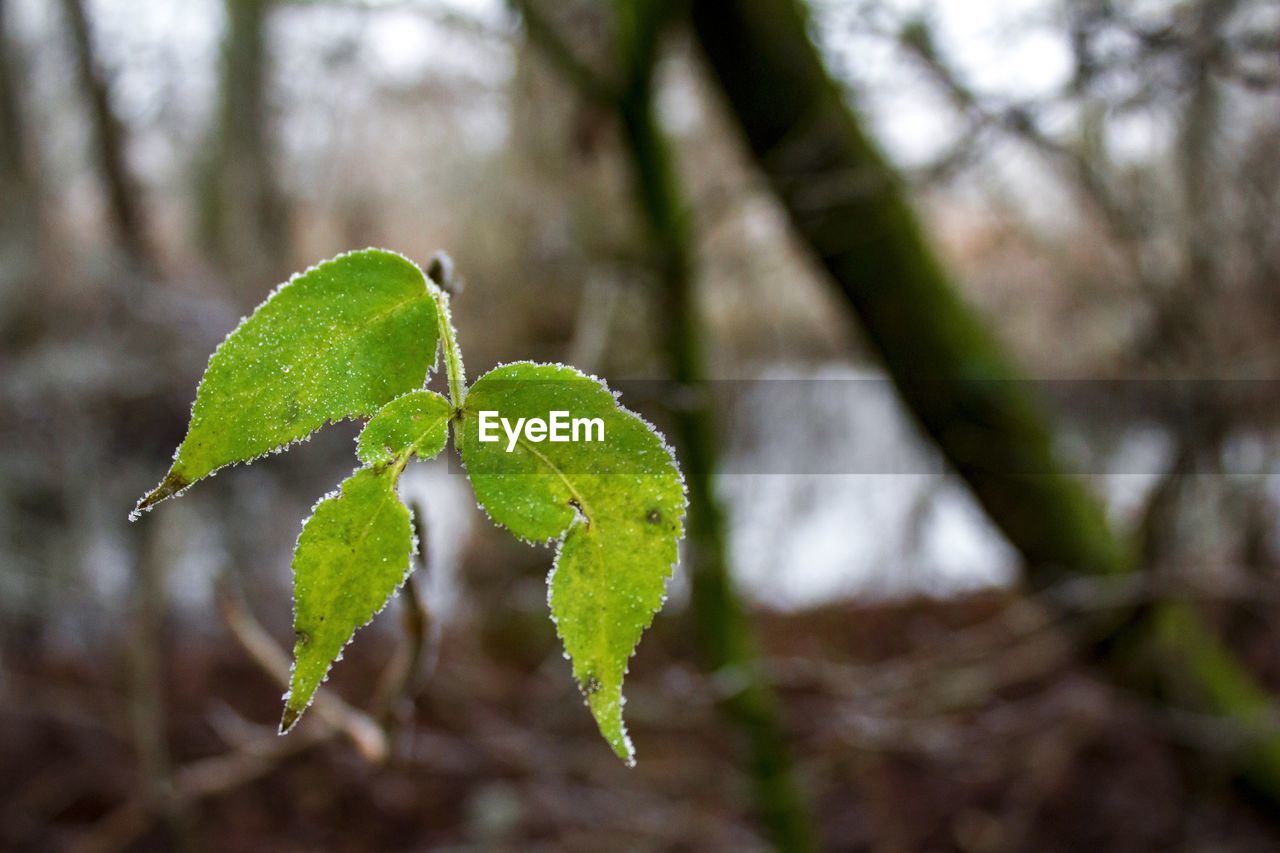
134;249;439;517
457;362;686;763
282;464;413;732
356;389;453;466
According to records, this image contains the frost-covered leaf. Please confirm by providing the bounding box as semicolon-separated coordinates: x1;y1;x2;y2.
282;464;413;732
457;362;686;763
356;389;453;466
131;246;688;760
134;249;440;516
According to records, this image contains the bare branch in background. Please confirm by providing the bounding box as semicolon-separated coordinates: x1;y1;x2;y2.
372;499;434;736
57;0;154;273
200;0;288;288
0;0;50;325
215;575;389;763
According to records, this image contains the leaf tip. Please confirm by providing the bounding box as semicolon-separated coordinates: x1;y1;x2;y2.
585;686;635;766
132;469;190;519
279;703;302;735
615;735;636;767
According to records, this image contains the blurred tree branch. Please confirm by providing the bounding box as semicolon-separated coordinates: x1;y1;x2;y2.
0;0;48;329
897;17;1143;251
894;2;1277;376
58;0;154;273
515;1;818;848
200;0;288;289
0;0;30;203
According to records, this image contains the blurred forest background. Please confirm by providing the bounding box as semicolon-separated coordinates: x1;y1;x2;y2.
2;0;1280;849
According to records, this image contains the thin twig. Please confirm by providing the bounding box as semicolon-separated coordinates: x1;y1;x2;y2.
214;576;388;763
372;499;432;730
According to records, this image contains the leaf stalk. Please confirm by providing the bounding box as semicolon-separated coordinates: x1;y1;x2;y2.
432;287;467;409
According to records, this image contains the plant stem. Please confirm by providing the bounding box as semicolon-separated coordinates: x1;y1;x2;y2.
432;287;467;408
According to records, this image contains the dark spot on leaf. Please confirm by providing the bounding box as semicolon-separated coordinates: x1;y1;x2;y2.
582;673;601;695
295;630;311;647
646;509;662;524
567;497;591;528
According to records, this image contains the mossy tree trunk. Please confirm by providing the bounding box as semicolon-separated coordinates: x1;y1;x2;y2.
612;6;818;849
691;0;1280;807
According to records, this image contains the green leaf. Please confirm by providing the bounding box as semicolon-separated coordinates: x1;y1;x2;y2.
457;362;686;763
282;464;413;732
356;389;453;466
133;249;440;517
